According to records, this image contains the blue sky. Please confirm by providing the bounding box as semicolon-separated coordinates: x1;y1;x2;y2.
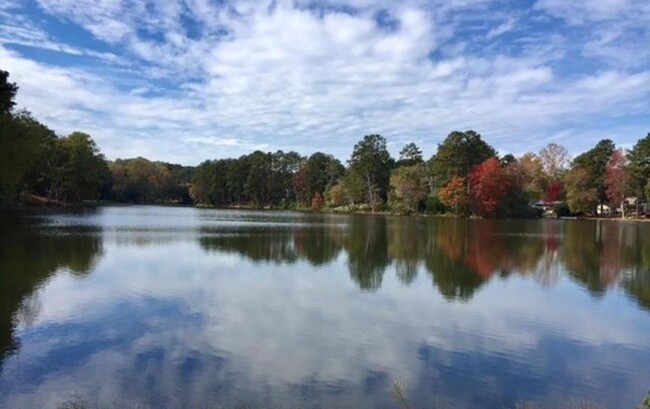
1;0;648;165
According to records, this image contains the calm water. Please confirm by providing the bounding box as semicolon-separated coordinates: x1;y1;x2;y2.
0;206;649;409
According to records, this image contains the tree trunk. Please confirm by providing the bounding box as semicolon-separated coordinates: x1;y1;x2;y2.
366;172;375;212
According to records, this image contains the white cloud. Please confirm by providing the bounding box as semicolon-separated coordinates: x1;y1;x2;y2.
534;0;648;24
0;0;647;164
486;17;517;39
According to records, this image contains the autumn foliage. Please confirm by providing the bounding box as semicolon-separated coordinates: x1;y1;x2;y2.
469;158;510;217
545;181;563;203
3;65;649;218
438;176;468;214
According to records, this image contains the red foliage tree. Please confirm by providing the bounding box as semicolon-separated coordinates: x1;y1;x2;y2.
469;157;510;217
545;181;563;203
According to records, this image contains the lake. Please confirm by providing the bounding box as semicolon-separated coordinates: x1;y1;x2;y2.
0;206;649;409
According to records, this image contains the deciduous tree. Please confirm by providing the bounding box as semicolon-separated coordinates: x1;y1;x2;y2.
294;152;344;206
572;139;615;212
628;133;650;202
469;158;509;218
348;134;393;212
388;165;427;214
605;149;630;218
438;176;468;215
325;183;345;207
0;111;57;200
539;143;570;181
268;150;303;206
545;181;563;203
110;157;174;203
57;132;110;202
564;167;598;215
516;153;545;201
502;160;541;217
429;130;497;189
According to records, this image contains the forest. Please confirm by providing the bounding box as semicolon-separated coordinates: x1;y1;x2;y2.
1;69;649;218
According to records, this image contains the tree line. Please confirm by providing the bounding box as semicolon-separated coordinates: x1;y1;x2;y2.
0;71;194;205
1;69;649;217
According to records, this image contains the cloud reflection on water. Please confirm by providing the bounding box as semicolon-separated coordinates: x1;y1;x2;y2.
1;207;649;409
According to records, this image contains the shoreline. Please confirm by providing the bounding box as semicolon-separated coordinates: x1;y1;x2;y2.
2;200;650;222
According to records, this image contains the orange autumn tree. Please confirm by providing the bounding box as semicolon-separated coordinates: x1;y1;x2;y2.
438;175;468;215
469;157;510;217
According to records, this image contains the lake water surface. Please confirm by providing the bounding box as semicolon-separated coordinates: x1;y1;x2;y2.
0;206;649;408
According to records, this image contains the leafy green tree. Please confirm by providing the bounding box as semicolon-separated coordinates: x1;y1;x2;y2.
516;153;545;201
429;130;497;191
160;163;195;204
628;133;650;202
564;167;598;214
0;73;57;202
388;164;427;214
424;193;446;214
325;183;345;207
502;161;541;218
341;170;365;209
0;70;18;115
0;72;113;205
268;150;303;206
189;161;215;205
293;152;343;206
348;134;393;211
226;157;248;204
396;142;423;167
109;158;176;203
244;150;272;207
56;132;110;202
16;114;59;196
191;150;302;208
195;159;241;206
0;111;57;201
572;139;615;212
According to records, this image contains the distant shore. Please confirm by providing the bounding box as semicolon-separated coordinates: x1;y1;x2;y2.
3;196;650;223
